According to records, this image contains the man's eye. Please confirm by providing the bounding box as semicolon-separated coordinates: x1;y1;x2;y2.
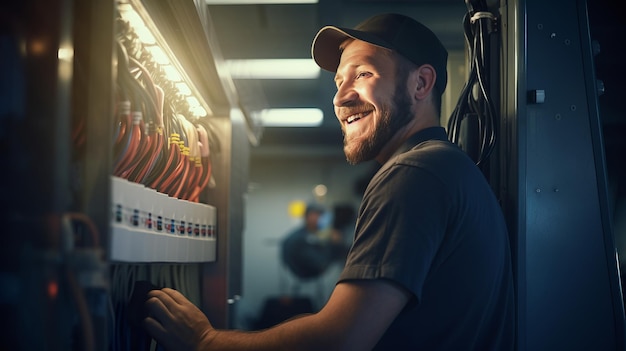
356;72;369;79
334;77;343;88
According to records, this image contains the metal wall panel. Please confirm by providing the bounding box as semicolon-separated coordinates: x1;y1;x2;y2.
502;0;626;349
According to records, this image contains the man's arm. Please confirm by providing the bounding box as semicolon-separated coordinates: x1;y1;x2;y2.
144;279;411;351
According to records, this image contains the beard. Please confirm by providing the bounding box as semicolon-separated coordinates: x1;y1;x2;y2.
343;83;413;165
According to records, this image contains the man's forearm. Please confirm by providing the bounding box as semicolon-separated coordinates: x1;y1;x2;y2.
202;313;343;351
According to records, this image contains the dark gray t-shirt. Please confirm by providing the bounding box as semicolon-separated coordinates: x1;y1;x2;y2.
339;127;515;350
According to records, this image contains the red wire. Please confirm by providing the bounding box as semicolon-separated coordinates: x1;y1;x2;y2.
112;110;131;163
119;120;151;179
171;152;191;199
113;117;141;177
149;135;179;190
188;156;212;202
123;128;153;181
181;154;198;200
182;159;201;200
114;103;130;145
154;138;182;193
137;130;165;184
163;143;188;198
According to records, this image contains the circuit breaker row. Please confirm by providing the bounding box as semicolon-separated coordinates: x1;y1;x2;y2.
109;176;217;262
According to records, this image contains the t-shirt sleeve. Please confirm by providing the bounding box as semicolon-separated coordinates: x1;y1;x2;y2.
338;162;452;302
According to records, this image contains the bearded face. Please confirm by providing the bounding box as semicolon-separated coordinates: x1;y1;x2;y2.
333;40;417;165
342;79;413;165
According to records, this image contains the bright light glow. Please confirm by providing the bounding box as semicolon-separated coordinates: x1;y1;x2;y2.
176;82;192;96
120;9;145;30
117;3;133;13
135;26;156;45
146;46;170;65
313;184;327;197
57;47;74;61
206;0;317;4
58;44;73;82
258;108;323;127
226;59;320;79
186;96;201;108
118;1;214;119
163;65;182;81
192;106;208;117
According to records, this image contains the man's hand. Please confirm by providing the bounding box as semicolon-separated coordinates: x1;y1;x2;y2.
144;288;216;351
142;280;410;351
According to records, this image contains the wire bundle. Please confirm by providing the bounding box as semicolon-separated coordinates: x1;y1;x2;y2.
447;0;498;167
112;17;215;202
110;263;202;351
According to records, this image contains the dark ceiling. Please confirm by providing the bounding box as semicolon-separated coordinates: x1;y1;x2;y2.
204;0;625;160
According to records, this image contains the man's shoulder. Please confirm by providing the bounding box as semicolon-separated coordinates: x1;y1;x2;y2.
389;139;473;173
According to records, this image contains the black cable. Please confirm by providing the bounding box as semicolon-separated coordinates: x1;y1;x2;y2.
447;4;498;167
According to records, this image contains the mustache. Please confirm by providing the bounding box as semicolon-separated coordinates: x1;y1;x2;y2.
336;103;375;119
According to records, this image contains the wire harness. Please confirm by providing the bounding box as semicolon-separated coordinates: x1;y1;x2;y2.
447;1;499;167
111;14;217;203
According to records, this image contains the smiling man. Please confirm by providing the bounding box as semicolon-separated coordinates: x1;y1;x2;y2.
332;38;435;166
143;13;515;351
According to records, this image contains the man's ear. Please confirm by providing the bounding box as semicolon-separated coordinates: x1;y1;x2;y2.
411;64;436;100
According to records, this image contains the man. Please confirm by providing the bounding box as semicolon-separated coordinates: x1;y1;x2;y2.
281;203;332;280
143;13;515;350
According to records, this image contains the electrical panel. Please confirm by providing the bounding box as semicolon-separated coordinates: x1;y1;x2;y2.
106;0;245;348
0;0;246;349
110;0;218;264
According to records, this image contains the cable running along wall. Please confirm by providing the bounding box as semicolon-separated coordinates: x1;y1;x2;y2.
447;1;499;168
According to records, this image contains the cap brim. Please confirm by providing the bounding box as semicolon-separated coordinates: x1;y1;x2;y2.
311;26;392;73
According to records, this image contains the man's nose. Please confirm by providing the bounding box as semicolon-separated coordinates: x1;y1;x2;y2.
333;84;358;107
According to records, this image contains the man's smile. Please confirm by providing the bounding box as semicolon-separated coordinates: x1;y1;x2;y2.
347;111;371;124
339;108;373;125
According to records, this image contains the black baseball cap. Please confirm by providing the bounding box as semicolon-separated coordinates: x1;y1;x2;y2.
311;13;448;95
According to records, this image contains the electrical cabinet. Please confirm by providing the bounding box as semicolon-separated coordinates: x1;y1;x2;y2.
0;0;248;349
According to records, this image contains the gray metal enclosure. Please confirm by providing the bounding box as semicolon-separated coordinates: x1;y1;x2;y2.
500;0;625;349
